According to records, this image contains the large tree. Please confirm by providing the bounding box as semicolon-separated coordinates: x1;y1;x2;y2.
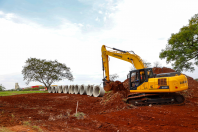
159;14;198;72
22;58;74;89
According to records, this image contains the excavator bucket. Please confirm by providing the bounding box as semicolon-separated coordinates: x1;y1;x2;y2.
104;81;129;94
104;81;113;92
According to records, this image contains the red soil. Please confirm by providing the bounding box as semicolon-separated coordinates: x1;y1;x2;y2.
0;67;198;131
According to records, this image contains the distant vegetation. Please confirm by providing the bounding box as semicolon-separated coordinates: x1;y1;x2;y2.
0;91;47;96
0;84;6;91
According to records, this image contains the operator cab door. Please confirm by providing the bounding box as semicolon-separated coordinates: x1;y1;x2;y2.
129;69;147;90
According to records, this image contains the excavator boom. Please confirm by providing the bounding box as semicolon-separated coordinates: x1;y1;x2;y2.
101;45;146;81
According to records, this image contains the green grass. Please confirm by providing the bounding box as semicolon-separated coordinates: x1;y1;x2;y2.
0;127;14;132
0;91;48;96
105;90;112;93
23;121;43;132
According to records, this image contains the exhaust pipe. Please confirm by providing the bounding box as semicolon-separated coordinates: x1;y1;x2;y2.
74;85;80;94
79;85;87;95
58;85;63;93
93;85;105;97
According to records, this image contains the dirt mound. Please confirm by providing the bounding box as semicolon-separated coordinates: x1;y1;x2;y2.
111;81;129;97
153;67;176;74
100;92;128;112
99;81;130;112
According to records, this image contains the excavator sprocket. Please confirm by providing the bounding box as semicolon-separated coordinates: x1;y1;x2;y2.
126;93;185;106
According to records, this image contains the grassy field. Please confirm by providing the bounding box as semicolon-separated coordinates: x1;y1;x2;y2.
0;91;48;96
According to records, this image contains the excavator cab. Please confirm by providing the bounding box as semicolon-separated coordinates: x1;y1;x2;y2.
128;68;153;90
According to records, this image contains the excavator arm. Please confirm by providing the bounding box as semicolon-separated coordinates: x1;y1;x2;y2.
101;45;147;80
101;45;147;90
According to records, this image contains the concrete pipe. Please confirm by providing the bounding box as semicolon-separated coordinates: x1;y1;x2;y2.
89;85;94;96
65;85;69;93
55;86;59;93
62;85;66;93
71;85;75;94
58;85;63;93
74;85;80;94
63;85;68;93
93;85;105;97
69;85;72;94
48;86;52;93
79;85;87;95
86;85;91;95
52;86;56;93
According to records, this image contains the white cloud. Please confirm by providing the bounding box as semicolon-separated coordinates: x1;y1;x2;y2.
78;23;84;27
98;10;103;14
95;17;99;21
0;11;4;15
103;16;106;21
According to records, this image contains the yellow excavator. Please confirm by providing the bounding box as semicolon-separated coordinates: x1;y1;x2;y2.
101;45;188;105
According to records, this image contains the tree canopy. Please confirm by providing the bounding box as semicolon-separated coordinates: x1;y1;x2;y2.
109;73;119;81
22;58;74;89
143;59;152;68
159;14;198;72
0;84;5;91
153;61;162;68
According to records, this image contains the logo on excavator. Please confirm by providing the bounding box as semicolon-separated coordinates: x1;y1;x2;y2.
150;85;153;88
180;81;187;84
113;54;122;58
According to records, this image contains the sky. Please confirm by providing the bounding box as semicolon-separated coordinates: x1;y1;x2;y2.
0;0;198;89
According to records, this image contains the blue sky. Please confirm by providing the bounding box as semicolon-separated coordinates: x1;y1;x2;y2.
0;0;198;89
0;0;117;30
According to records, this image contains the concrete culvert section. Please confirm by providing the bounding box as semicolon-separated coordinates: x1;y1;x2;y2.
71;85;75;94
55;86;58;93
80;85;87;95
74;85;80;94
58;86;63;93
86;85;91;95
63;85;68;93
48;86;52;93
65;85;69;93
69;85;72;94
93;85;105;97
52;86;56;93
89;85;94;96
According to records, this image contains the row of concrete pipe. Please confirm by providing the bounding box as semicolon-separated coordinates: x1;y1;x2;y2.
48;85;105;97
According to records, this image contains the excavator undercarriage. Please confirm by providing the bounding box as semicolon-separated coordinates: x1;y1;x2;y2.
126;93;185;106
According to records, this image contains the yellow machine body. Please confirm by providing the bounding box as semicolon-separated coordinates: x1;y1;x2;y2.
130;75;188;93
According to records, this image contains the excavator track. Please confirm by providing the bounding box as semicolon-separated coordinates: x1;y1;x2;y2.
126;93;185;106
